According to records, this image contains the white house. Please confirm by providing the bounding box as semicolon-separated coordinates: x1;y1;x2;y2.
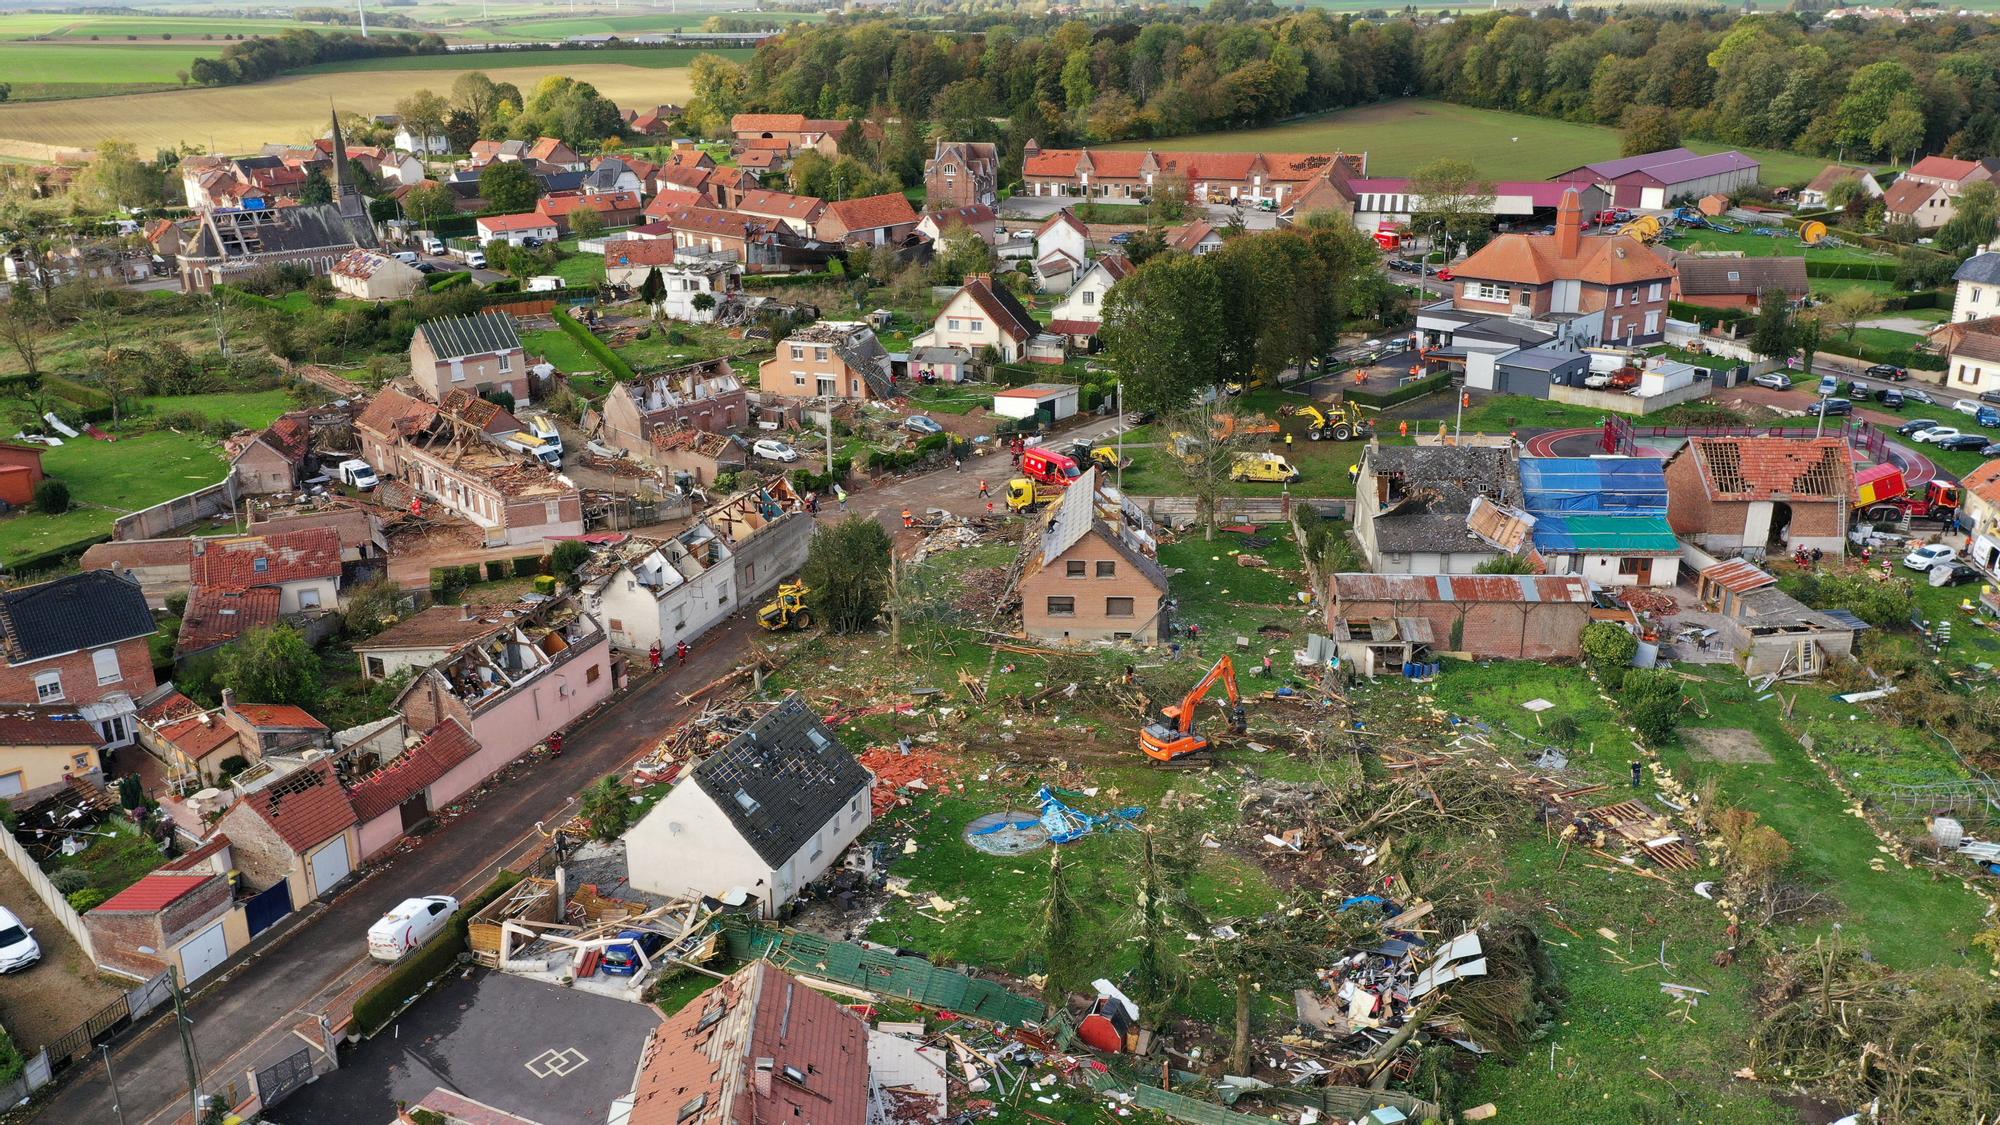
1932;316;2000;396
1047;253;1133;345
394;127;450;156
1032;209;1090;293
476;213;560;246
992;383;1079;424
623;695;873;917
910;277;1041;364
1950;247;2000;323
577;524;737;654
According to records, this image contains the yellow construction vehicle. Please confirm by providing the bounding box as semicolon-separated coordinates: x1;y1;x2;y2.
757;581;813;631
1140;655;1247;764
1006;478;1067;512
1618;214;1664;243
1229;452;1301;483
1061;442;1131;473
1282;401;1375;442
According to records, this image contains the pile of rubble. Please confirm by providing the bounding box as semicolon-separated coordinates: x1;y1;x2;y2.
858;744;957;817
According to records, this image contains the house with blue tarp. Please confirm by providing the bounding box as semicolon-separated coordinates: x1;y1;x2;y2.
1518;457;1681;587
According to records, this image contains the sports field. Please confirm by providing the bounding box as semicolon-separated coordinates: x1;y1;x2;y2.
1108;99;1830;185
0;54;715;153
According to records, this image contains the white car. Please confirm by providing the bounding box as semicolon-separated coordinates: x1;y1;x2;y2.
367;895;458;962
0;907;40;974
335;459;379;491
1915;426;1961;444
1954;399;1985;417
752;438;799;463
1903;544;1960;572
1751;372;1792;390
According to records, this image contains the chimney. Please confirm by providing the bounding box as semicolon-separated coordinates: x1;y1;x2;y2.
220;688;237;713
754;1057;774;1097
1555;188;1582;260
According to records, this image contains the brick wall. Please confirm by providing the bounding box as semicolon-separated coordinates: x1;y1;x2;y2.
397;673;469;738
1021;532;1165;644
233;444;295;496
215;803;297;891
157;874;231;947
85;910;167;979
0;637;156;708
1336;597;1588;661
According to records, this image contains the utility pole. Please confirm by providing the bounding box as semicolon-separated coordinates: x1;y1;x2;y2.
824;406;834;475
101;1043;127;1125
170;967;205;1122
1115;381;1124;493
210;288;228;356
357;0;368;37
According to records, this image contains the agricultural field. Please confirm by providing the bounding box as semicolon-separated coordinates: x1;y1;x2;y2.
292;45;750;73
0;42;211;100
0;55;715;153
1110;98;1830;185
0;12;318;39
449;10;823;39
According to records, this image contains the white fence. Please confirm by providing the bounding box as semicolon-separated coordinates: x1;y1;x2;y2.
0;821;96;964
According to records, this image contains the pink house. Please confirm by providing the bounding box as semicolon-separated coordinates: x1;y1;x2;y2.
390;600;615;776
349;719;493;860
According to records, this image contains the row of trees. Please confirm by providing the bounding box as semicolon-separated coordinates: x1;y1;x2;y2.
187;28;447;87
385;72;627;154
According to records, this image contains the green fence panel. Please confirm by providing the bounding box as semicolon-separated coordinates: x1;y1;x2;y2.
721;921;1045;1026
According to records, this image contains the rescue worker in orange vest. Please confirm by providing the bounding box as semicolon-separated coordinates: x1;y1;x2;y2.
902;509;914;528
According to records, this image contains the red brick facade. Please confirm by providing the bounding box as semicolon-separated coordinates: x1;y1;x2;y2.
86;873;231;979
0;636;156;708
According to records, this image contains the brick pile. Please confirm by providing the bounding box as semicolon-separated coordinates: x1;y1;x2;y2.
857;745;956;816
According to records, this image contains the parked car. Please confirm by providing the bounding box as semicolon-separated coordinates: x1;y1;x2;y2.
1981;389;2000;406
1980;406;2000;428
0;907;40;974
752;438;799;462
419;234;445;255
600;930;668;976
1901;388;1936;405
904;415;944;435
1866;364;1910;382
1808;398;1852;416
1981;441;2000;457
367;895;458;962
1845;380;1874;401
1914;426;1962;444
1108;231;1134;245
1904;544;1960;572
1751;371;1792;390
463;250;487;269
1933;561;1981;586
335;459;379;491
1935;433;1989;451
1436;267;1455;281
1879;388;1905;408
391;250;419;265
1955;399;1986;418
1896;418;1941;436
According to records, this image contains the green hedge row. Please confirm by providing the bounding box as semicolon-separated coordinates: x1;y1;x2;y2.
351;872;522;1036
1822;339;1946;371
215;283;284;310
1882;289;1945;312
790;456;853;492
553;308;635;381
1346;371;1450;409
743;271;840;289
40;374;115;423
1805;260;1898;280
1668;300;1751;329
427;271;471;293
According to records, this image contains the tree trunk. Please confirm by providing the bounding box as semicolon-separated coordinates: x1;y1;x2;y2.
1231;973;1251;1074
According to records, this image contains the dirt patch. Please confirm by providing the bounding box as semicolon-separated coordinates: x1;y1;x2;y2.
0;856;124;1051
1683;727;1776;764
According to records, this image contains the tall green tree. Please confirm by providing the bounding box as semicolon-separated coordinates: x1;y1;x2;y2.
1749;289;1795;360
401;182;455;227
567;205;605;242
1102;253;1226;417
479;160;539;213
218;625;321;708
800;517;892;633
1407;157;1496;254
299;170;332;206
1034;846;1094;1002
1620;105;1682;157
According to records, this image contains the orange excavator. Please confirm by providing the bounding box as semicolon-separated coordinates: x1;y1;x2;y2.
1139;655;1247;765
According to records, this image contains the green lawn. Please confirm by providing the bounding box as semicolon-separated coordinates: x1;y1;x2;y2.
1107;98;1831;184
550;251;606;289
1662;229;1893;265
905;383;992;416
1155;524;1316;641
0;43;209;91
0;428;227;568
138;389;296;429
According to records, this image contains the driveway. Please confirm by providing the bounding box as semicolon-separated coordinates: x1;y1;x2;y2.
275;970;661;1125
0;857;123;1053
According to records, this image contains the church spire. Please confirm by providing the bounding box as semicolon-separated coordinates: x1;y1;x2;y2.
329;102;363;219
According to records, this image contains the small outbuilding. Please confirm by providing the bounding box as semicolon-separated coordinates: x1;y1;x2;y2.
992;383;1079;425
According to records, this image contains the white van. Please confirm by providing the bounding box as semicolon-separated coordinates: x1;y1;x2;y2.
506;433;562;468
419;233;445;255
523;414;563;456
392;250;419;265
367;895;458;962
335;459;379;491
526;275;566;293
463;249;487;269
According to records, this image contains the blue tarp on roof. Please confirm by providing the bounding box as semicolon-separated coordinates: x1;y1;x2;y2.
1519;457;1675;553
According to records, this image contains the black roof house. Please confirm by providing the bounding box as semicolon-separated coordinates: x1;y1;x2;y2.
691;694;872;867
0;571;155;666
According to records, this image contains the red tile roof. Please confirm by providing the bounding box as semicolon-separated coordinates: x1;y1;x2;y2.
138;690;203;725
176;586;282;655
1908;155;1981;183
155;714;243;763
356;387;438;441
347;719;479;822
735;189;825;222
735;151;785;169
652;206;767;240
1679;436;1854;501
189;527;341;592
823;192;918;233
0;706;104;747
538;191;641;219
478;213;559;233
1048;319;1101;336
731;113;810;134
1961;459;2000;506
93;872;214;914
231;703;327;731
1882;178;1943;216
242;760;356;853
261;415;309;463
642;188;708;218
605;239;678;268
528;137;579;164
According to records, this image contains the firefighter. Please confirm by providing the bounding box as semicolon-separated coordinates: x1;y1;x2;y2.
548;731;564;758
648;643;662;671
676;640;690;666
902;508;914;528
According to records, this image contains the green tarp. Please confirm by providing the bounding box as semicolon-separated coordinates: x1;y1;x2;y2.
720;920;1046;1026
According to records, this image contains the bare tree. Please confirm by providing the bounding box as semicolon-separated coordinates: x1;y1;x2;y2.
1166;402;1243;541
0;295;48;380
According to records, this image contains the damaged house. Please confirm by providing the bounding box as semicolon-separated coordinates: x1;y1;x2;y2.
358;389;583;548
1326;573;1592;666
1518;457;1681;586
578;523;736;654
1664;436;1853;558
1690;556;1857;678
1353;444;1529;573
1017;468;1169;645
757;322;894;402
393;597;613;770
598;359;748;458
625;694;872;916
700;485;815;608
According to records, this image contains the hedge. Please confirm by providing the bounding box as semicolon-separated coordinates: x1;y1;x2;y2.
427;271;471;293
512;555;544;579
1821;336;1946;372
39;374;115;423
215;283;284;310
742;271;841;289
1805;260;1898;281
1345;371;1450;409
1668;300;1751;329
553;308;635;380
1882;289;1945;311
351;871;522;1036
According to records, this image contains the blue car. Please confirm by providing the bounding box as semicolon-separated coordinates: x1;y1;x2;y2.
600;930;667;976
1109;231;1134;245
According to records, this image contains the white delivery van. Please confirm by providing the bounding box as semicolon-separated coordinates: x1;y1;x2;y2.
523;413;563;456
336;459;379;491
463;249;487;269
367;895;458;962
392;250;419;265
506;433;562;468
419;233;445;255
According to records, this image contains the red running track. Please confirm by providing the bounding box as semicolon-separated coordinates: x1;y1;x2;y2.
1522;427;1944;486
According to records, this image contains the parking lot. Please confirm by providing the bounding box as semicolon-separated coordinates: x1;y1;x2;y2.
274;970;662;1125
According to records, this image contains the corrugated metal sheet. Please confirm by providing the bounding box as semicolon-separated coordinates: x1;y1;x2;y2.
1702;558;1776;594
1332;574;1588;604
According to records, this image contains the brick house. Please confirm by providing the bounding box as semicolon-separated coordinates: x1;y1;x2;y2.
226;414;310;496
912;277;1041;364
1931;316;2000;396
756;322;893;401
651;428;747;486
816;193;919;248
1883;179;1954;231
1326;573;1592;662
353;388;440;471
189;526;342;614
86;863;245;983
1021;143;1357;205
1448;189;1674;345
0;570;156;748
733;189;826;238
1669;255;1808;313
0;442;44;508
599;358;747;456
389;440;584;547
409;312;530;405
0;706;105;803
925;140;1001;209
1019;469;1168;645
1663;436;1853;558
643;206;783;268
214;760;361;905
536;190;644;233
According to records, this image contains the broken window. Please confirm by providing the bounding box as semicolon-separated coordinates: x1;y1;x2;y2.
1046;596;1075;617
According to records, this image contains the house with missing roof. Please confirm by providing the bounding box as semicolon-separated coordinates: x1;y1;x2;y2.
1326;573;1592;666
598;358;748;456
1018;468;1168;644
617;960;875;1125
0;706;105;803
348;718;487;861
1518;457;1680;586
213;759;360;905
1663;436;1853;558
226;414;311;496
625;694;872;917
0;570;157;749
755;322;894;401
1689;555;1857;678
351;604;515;681
578;524;736;654
1353;443;1529;574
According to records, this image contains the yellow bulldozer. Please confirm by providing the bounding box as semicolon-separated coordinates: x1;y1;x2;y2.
758;581;813;631
1282;401;1375;441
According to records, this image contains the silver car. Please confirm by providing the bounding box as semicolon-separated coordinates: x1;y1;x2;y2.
0;907;40;974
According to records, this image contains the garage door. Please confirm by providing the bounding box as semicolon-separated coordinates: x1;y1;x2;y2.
179;921;229;983
309;839;352;897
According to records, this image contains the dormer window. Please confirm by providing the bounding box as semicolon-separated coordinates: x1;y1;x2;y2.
253;557;269;573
